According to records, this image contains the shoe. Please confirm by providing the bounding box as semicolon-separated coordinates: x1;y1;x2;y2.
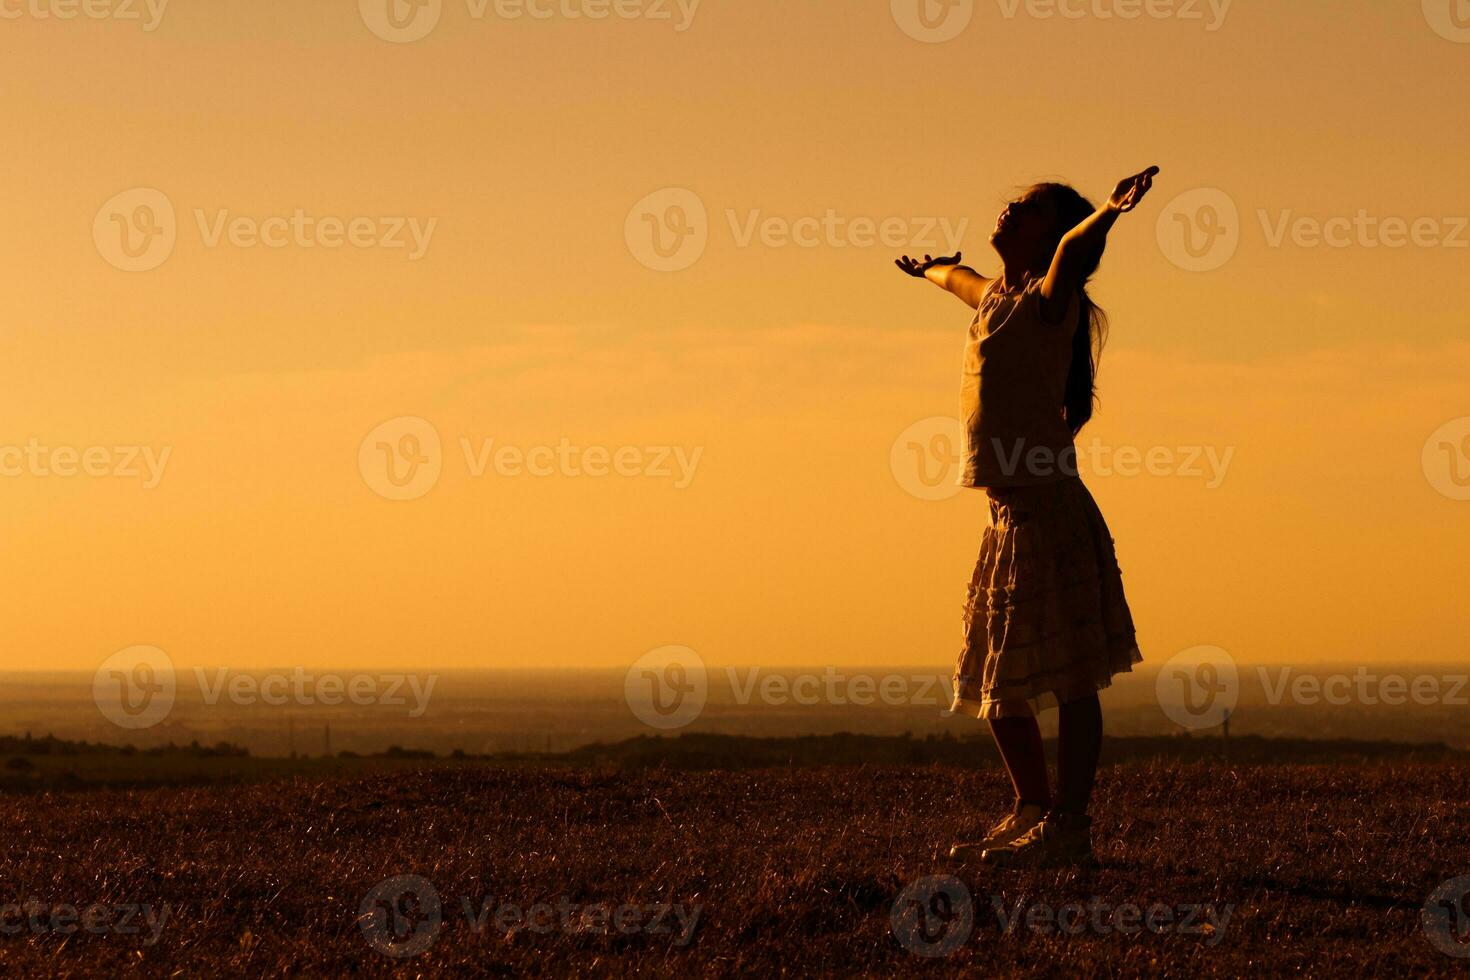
948;801;1046;862
981;810;1094;868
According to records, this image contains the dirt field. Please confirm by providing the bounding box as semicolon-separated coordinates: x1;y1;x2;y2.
1;762;1468;977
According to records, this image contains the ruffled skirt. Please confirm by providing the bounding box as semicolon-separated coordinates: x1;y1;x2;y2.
951;476;1141;719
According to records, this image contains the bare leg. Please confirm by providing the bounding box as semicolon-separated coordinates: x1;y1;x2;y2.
988;709;1051;808
1055;693;1102;815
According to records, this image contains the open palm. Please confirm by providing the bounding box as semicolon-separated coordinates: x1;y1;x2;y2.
895;252;962;278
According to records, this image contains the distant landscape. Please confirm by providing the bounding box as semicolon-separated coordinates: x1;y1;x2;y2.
4;728;1465;795
3;663;1467;759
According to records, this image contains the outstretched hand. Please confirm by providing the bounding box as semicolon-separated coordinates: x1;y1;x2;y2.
895;251;962;278
1108;166;1160;214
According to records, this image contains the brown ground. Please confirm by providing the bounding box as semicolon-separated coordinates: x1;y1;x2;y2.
1;762;1468;977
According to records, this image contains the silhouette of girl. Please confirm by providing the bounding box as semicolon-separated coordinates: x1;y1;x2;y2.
896;167;1158;867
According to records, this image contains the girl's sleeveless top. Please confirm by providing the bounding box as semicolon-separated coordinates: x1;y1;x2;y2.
959;278;1079;489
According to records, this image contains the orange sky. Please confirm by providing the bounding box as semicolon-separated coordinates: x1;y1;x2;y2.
1;0;1467;672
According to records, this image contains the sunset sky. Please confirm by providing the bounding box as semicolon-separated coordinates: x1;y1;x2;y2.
2;0;1467;673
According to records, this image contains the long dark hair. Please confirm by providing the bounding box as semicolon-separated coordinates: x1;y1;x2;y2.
1030;182;1109;435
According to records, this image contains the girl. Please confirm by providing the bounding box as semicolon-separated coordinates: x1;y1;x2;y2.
896;167;1157;867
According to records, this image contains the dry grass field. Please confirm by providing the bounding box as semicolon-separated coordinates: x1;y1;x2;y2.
1;762;1468;977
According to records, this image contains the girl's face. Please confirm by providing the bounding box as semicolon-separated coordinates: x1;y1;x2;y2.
990;189;1060;272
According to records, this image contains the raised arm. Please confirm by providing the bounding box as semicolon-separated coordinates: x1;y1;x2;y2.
1041;166;1159;316
895;252;990;309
